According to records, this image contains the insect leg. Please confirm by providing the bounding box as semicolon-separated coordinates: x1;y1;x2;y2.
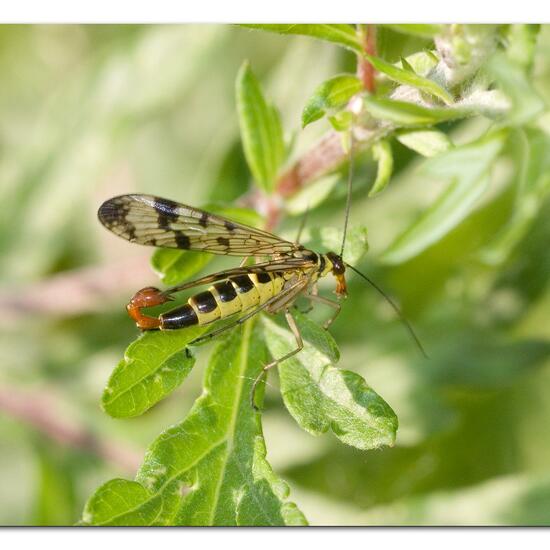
303;293;342;329
250;308;303;410
296;282;318;314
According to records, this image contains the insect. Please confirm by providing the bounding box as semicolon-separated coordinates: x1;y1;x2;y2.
98;185;425;409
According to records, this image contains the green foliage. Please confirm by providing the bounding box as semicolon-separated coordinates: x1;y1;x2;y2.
382;131;506;264
264;313;398;450
362;96;468;126
301;74;362;127
4;24;550;528
101;329;202;418
369;140;394;196
242;24;363;55
84;321;306;525
236;62;285;192
396;129;452;157
363;53;454;104
383;24;444;39
488;53;545;126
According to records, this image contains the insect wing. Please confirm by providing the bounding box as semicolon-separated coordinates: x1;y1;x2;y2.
161;257;318;296
98;194;298;257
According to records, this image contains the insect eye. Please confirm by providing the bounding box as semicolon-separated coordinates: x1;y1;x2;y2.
333;261;345;275
326;252;345;275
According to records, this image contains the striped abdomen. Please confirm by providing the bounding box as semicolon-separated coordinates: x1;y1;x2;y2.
159;271;285;330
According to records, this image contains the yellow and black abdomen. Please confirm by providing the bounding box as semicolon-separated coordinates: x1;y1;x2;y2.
159;271;285;330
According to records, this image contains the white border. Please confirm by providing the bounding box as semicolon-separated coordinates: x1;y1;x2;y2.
0;0;549;23
1;527;549;549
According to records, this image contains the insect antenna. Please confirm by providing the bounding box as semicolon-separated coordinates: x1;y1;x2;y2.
345;262;428;359
339;133;355;258
295;203;310;244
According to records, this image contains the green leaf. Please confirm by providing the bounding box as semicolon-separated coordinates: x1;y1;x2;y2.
302;74;362;128
364;54;454;105
151;250;212;287
480;129;550;265
81;479;176;526
396;129;453;157
151;206;262;285
328;110;354;132
263;312;398;450
506;24;540;70
369;140;394;196
101;328;204;418
241;24;363;55
299;225;369;266
84;321;307;526
383;24;444;39
400;57;415;73
382;131;506;265
488;52;545;126
402;50;439;76
236;61;285;192
362;96;468;127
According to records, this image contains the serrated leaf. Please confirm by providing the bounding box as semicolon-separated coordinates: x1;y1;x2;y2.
236;61;285;192
151;206;263;285
302;74;362;128
369;140;393;197
84;321;307;526
363;96;468;127
364;54;454;105
101;328;204;418
263;312;398;450
382;131;506;265
488;52;545;126
241;24;363;55
81;478;180;526
396;129;452;157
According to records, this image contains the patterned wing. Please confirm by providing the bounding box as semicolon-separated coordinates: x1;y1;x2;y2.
98;194;301;257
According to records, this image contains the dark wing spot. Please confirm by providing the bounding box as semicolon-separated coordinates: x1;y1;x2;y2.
126;224;137;241
153;197;181;215
174;231;191;249
98;199;127;228
154;198;180;229
217;236;230;247
224;220;236;232
199;211;209;227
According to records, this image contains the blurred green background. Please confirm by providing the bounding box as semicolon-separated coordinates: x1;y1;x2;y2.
1;24;550;526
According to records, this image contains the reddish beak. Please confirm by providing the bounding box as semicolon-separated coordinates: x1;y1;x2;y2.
335;275;348;297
